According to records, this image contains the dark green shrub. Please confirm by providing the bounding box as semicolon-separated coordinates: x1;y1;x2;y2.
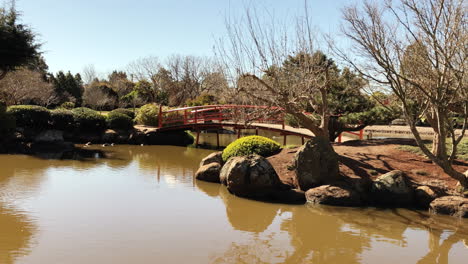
284;114;301;128
135;104;159;126
60;102;75;109
112;108;135;119
0;101;15;136
50;109;74;130
222;135;282;161
107;111;133;130
6;105;50;129
71;107;107;132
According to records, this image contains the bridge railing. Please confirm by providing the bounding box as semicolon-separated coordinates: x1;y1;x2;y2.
158;105;284;128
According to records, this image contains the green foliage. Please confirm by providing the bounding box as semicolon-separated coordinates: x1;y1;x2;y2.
60;101;75;109
185;94;217;106
135;104;159;126
339;106;401;126
112;108;135;119
7;105;50;129
284;114;301;128
0;101;15;135
51;71;84;104
222;135;282;161
71;107;106;132
0;4;40;77
106;111;134;130
50;109;74;130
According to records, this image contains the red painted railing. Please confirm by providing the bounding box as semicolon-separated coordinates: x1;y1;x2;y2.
157;104;364;143
158;105;284;129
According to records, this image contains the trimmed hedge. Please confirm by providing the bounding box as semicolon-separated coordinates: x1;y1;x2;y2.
222;135;282;161
0;101;15;136
112;108;136;119
6;105;50;129
50;109;74;130
71;107;107;132
135;104;159;126
107;111;134;130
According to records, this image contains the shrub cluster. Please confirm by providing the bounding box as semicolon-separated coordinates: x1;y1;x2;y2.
7;105;50;129
135;104;159;126
50;109;74;130
71;107;107;132
222;135;282;161
111;108;136;119
0;101;15;136
106;110;133;130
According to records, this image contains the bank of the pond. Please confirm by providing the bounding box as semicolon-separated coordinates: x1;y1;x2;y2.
0;125;194;155
196;138;468;218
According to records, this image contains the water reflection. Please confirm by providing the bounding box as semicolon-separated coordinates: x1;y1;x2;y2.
0;205;36;264
0;146;467;264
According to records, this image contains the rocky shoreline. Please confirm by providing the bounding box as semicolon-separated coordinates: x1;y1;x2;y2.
0;126;194;157
195;139;468;218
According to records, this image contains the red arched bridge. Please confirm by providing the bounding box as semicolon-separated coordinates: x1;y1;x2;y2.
155;105;363;146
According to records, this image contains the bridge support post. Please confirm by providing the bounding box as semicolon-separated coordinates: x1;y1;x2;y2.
255;128;258;135
195;130;200;147
301;137;305;145
216;131;220;149
237;129;241;139
283;134;287;146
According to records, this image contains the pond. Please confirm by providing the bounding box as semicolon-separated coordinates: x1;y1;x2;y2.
0;144;467;264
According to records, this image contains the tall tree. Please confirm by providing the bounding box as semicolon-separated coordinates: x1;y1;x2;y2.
339;0;468;187
0;1;40;79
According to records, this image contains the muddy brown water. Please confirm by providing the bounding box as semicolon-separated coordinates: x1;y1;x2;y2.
1;143;467;264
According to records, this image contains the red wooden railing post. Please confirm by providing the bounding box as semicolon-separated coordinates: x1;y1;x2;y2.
359;129;363;140
338;133;342;143
158;105;163;128
184;109;187;125
194;109;198;124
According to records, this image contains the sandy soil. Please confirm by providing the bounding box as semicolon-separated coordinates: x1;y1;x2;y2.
268;138;468;190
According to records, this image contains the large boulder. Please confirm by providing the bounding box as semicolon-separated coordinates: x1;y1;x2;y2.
34;130;64;143
200;151;223;167
306;185;362;206
195;162;222;183
415;186;439;208
294;136;340;191
430;196;468;218
455;170;468;197
371;170;414;206
220;154;303;203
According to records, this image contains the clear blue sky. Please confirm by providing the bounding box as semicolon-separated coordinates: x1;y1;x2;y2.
14;0;356;75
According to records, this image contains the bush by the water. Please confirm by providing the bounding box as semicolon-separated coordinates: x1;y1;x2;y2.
50;109;74;130
7;105;50;129
107;111;134;130
0;101;15;136
222;135;282;161
112;108;136;119
135;104;159;126
60;102;75;110
72;107;106;132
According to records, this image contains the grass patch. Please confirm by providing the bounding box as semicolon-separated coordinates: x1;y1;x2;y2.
399;138;468;161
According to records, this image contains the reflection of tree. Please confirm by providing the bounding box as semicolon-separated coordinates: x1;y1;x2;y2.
0;205;36;264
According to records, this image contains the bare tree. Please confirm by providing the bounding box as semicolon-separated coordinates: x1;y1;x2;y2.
82;64;98;85
83;86;116;111
0;68;58;106
216;2;336;139
338;0;467;187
